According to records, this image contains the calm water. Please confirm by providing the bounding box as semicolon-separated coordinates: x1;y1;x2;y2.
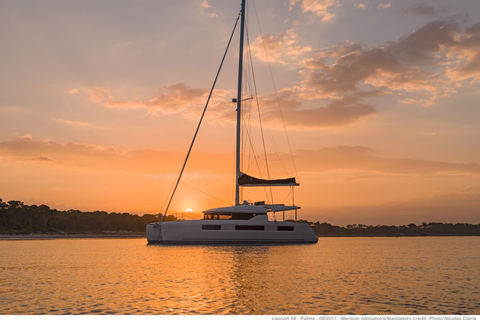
1;237;479;315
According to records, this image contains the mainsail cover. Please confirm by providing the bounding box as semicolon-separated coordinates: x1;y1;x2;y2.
238;172;299;187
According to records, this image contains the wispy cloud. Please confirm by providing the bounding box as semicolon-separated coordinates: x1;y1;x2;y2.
2;137;480;177
90;83;209;115
200;1;218;18
68;88;79;95
90;83;238;125
377;3;391;10
259;90;379;128
296;146;480;175
249;29;312;65
306;188;480;225
354;1;391;12
0;105;29;115
355;3;366;10
289;0;338;22
54;118;99;128
404;3;439;18
0;137;232;177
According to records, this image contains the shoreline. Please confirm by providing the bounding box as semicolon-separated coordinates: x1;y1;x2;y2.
0;233;146;240
1;233;478;240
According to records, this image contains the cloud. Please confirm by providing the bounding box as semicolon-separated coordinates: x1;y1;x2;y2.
261;91;379;128
68;88;79;95
90;83;209;115
200;1;218;18
31;156;56;163
377;3;391;10
296;146;480;175
0;105;29;115
258;21;465;124
0;137;232;177
404;3;438;18
54;118;97;128
355;3;366;10
444;22;480;81
398;97;436;107
289;0;338;22
305;189;480;225
354;1;391;12
4;137;479;177
301;42;435;100
287;18;480;123
385;19;480;83
250;30;312;65
389;20;459;64
87;19;480;129
3;137;480;221
20;134;33;140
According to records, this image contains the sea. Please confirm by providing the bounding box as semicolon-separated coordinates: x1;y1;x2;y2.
0;236;479;315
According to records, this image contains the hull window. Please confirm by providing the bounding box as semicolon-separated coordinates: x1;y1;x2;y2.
202;225;221;230
277;226;294;231
235;225;264;231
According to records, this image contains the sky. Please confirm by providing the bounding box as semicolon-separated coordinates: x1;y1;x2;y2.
1;0;480;226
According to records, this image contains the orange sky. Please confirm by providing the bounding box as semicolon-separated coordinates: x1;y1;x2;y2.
1;0;480;225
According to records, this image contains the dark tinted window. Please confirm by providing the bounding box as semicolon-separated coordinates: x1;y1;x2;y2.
235;225;264;230
277;226;294;231
202;225;221;230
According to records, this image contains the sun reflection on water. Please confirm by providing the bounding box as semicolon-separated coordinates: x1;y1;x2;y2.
0;237;479;314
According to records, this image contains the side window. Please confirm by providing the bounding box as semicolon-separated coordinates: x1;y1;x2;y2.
235;225;264;230
277;226;294;231
202;225;221;230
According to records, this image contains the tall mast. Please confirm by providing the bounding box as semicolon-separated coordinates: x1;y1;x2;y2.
235;0;246;206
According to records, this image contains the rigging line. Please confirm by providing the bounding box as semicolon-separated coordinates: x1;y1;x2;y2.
242;35;258;174
251;0;300;183
163;11;241;217
244;22;271;206
243;11;267;181
282;185;294;204
245;21;275;208
180;181;232;206
265;122;289;176
243;26;265;181
160;171;180;214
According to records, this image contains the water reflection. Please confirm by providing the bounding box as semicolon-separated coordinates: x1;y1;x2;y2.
1;238;479;314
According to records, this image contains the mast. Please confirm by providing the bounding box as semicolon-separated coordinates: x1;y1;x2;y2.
235;0;246;206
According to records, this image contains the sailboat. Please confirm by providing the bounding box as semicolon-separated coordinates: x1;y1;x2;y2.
146;0;318;244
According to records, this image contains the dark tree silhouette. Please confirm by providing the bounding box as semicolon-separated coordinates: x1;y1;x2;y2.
1;197;479;236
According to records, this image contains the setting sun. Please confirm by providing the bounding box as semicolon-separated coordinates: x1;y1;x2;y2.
186;208;193;213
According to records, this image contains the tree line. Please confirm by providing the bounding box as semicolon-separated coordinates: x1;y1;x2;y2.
299;220;480;236
0;198;167;234
1;198;479;235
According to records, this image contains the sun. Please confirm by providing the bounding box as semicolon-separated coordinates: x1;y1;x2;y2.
186;208;193;213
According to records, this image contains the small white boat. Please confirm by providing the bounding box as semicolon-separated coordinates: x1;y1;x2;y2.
147;0;318;245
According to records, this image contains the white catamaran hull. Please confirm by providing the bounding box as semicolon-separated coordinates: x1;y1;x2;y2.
146;219;318;244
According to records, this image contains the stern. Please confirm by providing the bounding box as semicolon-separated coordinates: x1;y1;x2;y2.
146;222;163;244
